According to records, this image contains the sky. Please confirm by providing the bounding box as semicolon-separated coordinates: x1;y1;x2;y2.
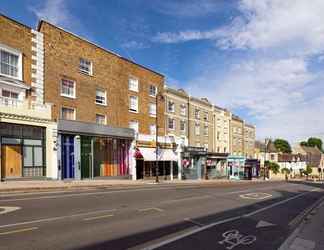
1;0;324;144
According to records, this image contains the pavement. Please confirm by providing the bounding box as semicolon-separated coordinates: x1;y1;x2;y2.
0;180;323;250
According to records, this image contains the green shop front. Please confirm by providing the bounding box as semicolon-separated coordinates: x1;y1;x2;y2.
227;155;246;180
58;120;134;180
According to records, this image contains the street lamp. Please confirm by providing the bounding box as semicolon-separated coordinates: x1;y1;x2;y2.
155;92;164;183
264;138;270;180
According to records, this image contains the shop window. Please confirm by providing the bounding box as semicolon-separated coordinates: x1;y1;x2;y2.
61;78;75;98
61;107;76;120
149;85;157;97
129;77;139;92
129;96;138;112
23;139;44;177
95;89;107;105
79;58;92;75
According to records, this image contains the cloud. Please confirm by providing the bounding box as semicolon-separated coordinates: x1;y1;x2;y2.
30;0;73;27
121;40;149;50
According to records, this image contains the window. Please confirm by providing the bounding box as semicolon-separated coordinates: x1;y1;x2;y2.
168;101;175;112
195;122;200;136
195;109;200;119
149;124;156;135
180;104;186;116
129;77;139;92
204;125;208;136
129;121;139;133
217;131;220;140
168;118;175;130
2;89;18;99
224;147;227;153
0;48;20;79
180;120;186;132
149;85;157;97
79;58;92;75
149;103;156;117
204;144;209;149
61;79;75;98
217;147;220;153
61;107;75;120
129;96;138;112
204;111;208;121
95;89;107;105
96;114;106;125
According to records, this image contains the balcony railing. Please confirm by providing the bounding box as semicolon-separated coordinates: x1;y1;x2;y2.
0;96;23;107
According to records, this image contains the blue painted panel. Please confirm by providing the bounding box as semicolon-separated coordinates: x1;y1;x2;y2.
62;135;75;179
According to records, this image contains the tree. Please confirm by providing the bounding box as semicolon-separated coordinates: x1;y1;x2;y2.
300;141;308;146
274;139;292;153
281;168;291;181
267;161;280;174
307;137;323;152
303;165;313;176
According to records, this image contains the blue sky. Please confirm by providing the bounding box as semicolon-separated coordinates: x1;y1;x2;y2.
1;0;324;143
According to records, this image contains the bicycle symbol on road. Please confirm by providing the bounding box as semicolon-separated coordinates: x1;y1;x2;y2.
219;229;256;249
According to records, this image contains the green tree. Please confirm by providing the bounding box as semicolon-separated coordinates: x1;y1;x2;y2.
300;141;308;146
267;161;280;174
281;168;291;181
303;165;313;176
274;139;292;153
307;137;323;151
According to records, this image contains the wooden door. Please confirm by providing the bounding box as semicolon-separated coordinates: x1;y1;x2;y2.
1;145;22;178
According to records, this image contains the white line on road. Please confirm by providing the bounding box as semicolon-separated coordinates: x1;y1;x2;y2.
0;208;117;229
83;214;114;221
138;207;164;213
0;227;38;236
142;188;322;250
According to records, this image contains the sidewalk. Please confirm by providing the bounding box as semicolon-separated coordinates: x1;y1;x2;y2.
0;178;275;193
281;197;324;250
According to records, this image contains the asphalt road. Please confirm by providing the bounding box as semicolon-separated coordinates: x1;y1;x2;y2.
0;181;323;250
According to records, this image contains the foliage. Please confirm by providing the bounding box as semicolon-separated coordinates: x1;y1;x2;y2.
300;141;308;146
266;161;280;174
274;139;292;153
303;165;313;176
281;168;291;175
300;137;323;152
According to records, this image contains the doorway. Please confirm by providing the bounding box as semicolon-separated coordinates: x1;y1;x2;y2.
1;145;22;178
81;136;92;179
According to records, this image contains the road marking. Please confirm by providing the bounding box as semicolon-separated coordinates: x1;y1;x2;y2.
83;214;114;221
219;229;256;250
143;189;320;249
162;195;211;204
138;207;164;213
256;220;275;228
0;227;38;236
240;193;272;200
0;206;21;215
0;208;116;229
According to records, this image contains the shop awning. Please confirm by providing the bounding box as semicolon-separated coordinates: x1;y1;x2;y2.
138;147;178;161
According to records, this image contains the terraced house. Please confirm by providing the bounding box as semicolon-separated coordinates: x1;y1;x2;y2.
0;15;57;180
38;20;166;180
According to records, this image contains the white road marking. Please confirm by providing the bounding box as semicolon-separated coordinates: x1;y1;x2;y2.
138;207;164;212
0;208;116;229
143;188;321;250
83;214;114;221
256;220;275;228
184;218;205;227
0;206;21;215
240;193;273;200
0;227;38;236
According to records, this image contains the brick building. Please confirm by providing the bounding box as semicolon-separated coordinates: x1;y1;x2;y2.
0;14;57;180
243;123;256;158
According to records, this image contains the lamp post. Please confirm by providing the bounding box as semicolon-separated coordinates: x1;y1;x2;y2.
155;92;164;183
264;138;269;180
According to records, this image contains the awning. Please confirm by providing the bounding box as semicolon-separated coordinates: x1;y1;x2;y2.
138;147;178;161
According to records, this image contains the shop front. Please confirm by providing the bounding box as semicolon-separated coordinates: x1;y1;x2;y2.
58;120;134;180
244;159;260;180
227;155;246;180
181;146;207;180
206;152;229;179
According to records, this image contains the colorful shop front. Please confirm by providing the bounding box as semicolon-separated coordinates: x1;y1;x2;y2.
58;120;134;180
181;146;207;180
227;155;246;180
206;152;229;179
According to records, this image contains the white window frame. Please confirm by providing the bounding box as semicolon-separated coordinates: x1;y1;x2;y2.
149;124;156;135
96;114;106;125
61;78;76;99
180;120;186;132
168;118;175;130
149;103;156;117
129;121;139;134
168;101;175;113
0;43;22;80
149;85;157;97
79;58;93;75
129;95;138;113
61;106;76;120
180;104;186;116
204;125;208;136
195;109;200;119
129;77;139;92
95;88;107;105
195;122;200;136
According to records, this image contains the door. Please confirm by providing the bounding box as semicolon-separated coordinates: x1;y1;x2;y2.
81;136;92;179
1;145;22;178
62;135;75;179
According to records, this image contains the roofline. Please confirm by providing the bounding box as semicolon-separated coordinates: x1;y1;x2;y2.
0;13;32;30
37;20;165;78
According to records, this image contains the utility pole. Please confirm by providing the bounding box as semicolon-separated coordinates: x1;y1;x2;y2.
264;138;268;180
155;92;164;183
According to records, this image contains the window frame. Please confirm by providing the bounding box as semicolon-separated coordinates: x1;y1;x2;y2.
129;120;139;134
79;58;93;76
95;88;107;106
167;101;175;113
149;84;157;97
129;77;139;92
195;108;200;119
180;104;186;116
96;113;106;125
149;124;156;135
0;44;22;80
180;120;186;132
168;118;175;130
195;122;200;136
129;95;139;113
149;103;157;117
60;78;76;99
61;106;76;120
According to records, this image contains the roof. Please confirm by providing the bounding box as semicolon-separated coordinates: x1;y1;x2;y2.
164;86;189;98
232;114;244;122
0;13;32;30
37;20;164;78
278;153;306;162
255;140;277;153
301;146;322;155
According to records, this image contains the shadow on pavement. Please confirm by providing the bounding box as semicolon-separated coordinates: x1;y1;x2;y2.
74;186;319;250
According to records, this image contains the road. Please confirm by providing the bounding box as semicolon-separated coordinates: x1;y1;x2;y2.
0;181;323;250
